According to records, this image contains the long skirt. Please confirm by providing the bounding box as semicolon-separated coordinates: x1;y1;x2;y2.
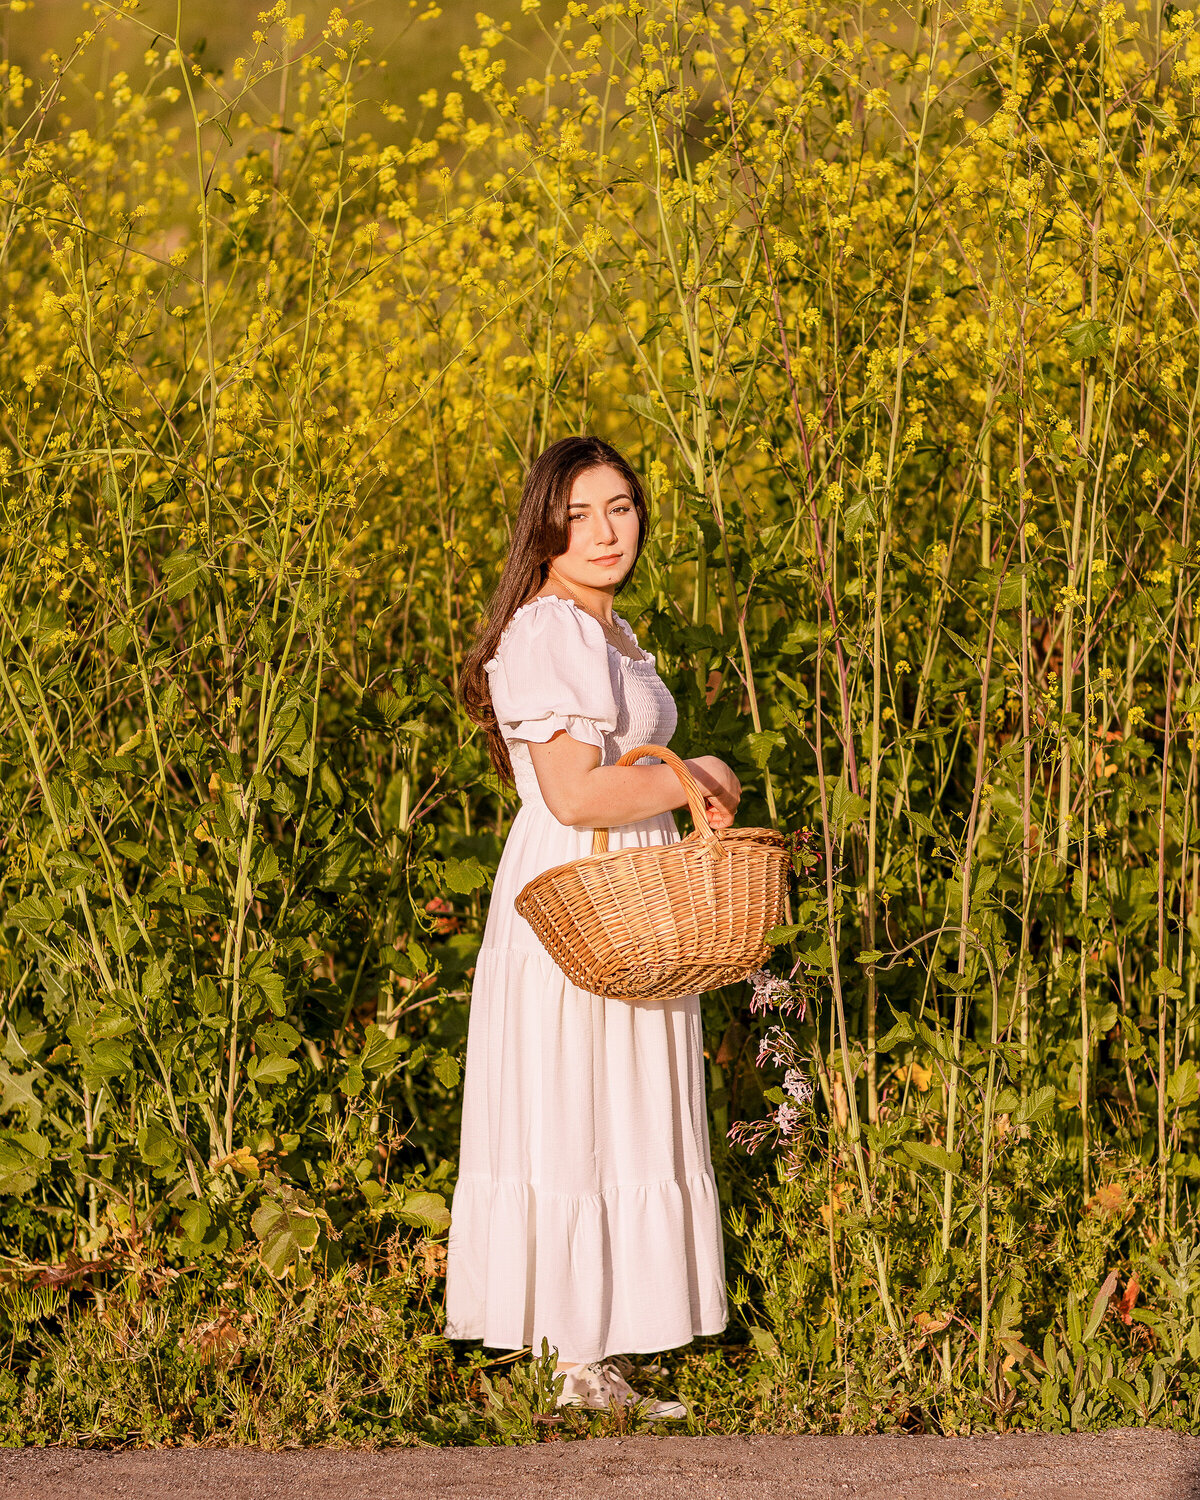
442;800;728;1364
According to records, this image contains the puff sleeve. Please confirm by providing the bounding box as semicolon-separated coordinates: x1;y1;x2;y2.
484;598;619;752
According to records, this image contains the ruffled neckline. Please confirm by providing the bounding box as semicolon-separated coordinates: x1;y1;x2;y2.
484;593;657;671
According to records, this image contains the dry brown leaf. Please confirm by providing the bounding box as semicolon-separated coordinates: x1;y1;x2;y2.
1117;1273;1140;1325
1085;1181;1125;1216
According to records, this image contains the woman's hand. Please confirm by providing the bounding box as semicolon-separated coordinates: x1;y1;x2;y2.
687;755;741;830
703;798;735;830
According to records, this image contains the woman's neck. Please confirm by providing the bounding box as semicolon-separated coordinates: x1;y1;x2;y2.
544;569;616;625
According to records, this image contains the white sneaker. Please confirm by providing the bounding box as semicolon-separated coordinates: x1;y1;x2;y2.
555;1358;687;1420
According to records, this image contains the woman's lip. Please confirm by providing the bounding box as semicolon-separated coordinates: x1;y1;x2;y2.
592;554;622;564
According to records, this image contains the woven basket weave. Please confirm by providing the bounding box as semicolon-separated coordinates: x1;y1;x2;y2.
514;743;790;1002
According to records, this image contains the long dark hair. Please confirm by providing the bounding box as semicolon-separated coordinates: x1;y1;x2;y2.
460;436;649;788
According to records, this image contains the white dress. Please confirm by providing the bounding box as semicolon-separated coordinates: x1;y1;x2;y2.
443;594;728;1365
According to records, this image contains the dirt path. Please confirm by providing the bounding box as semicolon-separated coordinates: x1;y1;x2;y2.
1;1430;1197;1500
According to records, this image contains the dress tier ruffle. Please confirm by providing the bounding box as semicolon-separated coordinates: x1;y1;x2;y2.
443;596;728;1365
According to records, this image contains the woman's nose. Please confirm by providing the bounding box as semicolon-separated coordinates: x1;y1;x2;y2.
592;514;617;543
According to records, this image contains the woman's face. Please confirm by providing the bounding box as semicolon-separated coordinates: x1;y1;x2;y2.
550;464;641;591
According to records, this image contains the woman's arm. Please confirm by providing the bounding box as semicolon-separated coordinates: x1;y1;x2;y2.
526;731;741;829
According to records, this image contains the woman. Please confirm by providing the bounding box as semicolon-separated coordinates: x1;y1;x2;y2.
445;435;742;1417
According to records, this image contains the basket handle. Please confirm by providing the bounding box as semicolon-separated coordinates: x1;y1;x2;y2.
590;744;721;856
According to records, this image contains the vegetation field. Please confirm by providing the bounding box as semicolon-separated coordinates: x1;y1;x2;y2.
1;0;1200;1445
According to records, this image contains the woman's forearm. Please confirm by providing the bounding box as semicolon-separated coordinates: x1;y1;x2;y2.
526;732;733;829
540;759;724;829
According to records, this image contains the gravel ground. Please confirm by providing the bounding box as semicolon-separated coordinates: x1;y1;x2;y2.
0;1430;1197;1500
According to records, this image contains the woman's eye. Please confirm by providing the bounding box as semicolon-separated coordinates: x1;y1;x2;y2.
568;504;630;520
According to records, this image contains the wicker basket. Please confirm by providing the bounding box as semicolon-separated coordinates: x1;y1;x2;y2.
514;743;790;1002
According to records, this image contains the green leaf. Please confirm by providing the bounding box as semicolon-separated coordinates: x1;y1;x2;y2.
178;887;227;915
829;775;868;833
6;894;64;935
749;1325;780;1359
1015;1084;1056;1129
243;955;286;1016
1062;319;1111;360
251;1187;320;1277
248;1052;299;1087
161;549;210;602
432;1051;461;1089
1092;1002;1119;1037
996;562;1034;610
318;761;344;808
141;959;170;1000
87;1008;134;1040
943;627;979;665
877;1015;916;1050
615;570;655;622
179;1200;212;1249
137;1120;181;1168
442;855;489;896
86;1039;134;1081
1106;1377;1141;1414
902;1141;963;1176
764;923;802;946
107;622;133;655
271;696;311;759
364;687;412;729
355;1023;406;1076
0;1130;50;1195
843;491;876;542
746;730;786;769
637;314;670;346
393;1188;451;1231
48;851;93;885
1168;1060;1198;1110
796;938;831;968
144;473;183;508
1138;101;1172;130
255;1021;301;1057
312;840;360;894
194;976;224;1025
251;843;280;886
1152;966;1184;999
0;1060;42;1129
